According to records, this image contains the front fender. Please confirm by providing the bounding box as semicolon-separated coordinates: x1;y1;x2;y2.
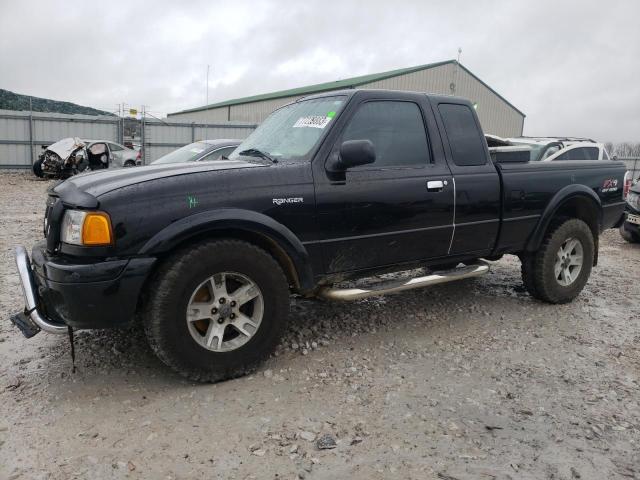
525;184;602;252
139;208;314;290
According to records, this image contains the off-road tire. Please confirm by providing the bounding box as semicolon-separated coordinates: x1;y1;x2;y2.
521;218;594;304
619;224;639;243
142;239;290;382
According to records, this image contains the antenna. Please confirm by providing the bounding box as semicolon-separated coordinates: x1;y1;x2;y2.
457;47;462;63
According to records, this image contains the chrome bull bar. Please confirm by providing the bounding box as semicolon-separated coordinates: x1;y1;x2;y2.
12;245;66;335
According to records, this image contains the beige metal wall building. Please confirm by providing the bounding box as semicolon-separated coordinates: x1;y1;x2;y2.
168;60;525;137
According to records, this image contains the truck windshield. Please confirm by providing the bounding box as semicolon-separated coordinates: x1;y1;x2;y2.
229;96;346;162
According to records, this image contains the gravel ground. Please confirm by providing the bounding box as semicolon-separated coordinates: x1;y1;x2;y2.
1;169;639;480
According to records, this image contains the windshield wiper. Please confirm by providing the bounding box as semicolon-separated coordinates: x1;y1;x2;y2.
238;148;278;164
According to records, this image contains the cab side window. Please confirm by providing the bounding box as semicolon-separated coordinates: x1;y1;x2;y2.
438;103;487;166
341;101;431;167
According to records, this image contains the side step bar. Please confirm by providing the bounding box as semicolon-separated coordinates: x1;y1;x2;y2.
317;262;490;301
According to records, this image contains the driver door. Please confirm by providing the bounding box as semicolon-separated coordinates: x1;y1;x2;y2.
313;96;454;273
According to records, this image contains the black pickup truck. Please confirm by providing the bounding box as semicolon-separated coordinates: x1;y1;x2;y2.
11;89;627;382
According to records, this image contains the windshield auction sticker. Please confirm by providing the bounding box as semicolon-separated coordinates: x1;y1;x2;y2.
293;116;332;129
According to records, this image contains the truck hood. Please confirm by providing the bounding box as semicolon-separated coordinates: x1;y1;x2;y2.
51;159;266;207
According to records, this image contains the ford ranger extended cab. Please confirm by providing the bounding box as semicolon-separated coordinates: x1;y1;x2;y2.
10;89;627;382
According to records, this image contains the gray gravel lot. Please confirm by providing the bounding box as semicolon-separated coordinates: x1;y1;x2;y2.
1;169;639;479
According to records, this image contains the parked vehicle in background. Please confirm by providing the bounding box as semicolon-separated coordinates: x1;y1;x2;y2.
11;89;627;383
106;141;141;167
151;139;241;165
620;172;640;243
32;138;140;179
486;135;610;163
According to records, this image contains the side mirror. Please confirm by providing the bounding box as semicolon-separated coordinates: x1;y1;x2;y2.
74;150;85;162
337;139;376;170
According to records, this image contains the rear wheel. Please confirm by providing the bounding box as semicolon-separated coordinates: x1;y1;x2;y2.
124;160;136;167
521;219;594;304
143;239;290;382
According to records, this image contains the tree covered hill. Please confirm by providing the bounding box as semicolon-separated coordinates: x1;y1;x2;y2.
0;89;113;116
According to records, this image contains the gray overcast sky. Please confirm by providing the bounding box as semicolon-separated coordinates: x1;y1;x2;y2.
1;0;638;141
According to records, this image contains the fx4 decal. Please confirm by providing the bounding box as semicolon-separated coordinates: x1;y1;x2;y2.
602;179;619;193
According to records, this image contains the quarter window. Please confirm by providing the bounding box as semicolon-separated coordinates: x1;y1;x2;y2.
341;101;431;167
438;103;487;166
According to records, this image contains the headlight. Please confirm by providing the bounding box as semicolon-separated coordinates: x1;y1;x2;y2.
627;192;640;211
60;210;113;246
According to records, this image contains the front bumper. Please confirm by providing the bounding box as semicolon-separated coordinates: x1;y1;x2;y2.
10;242;156;336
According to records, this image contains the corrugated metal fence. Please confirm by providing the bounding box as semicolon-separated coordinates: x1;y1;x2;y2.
0;109;120;168
141;119;256;163
0;109;257;168
1;108;638;175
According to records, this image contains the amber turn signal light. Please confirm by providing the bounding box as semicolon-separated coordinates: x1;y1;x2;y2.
82;212;113;245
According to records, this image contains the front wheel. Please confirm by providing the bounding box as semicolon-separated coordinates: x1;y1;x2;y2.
32;159;44;178
521;219;594;304
143;239;290;382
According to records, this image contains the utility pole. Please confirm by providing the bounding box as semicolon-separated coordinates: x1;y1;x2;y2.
451;48;462;95
206;64;210;105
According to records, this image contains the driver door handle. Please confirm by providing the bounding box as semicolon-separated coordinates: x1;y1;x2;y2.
427;180;446;192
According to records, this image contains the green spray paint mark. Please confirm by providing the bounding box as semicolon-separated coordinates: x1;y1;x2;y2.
326;111;336;118
187;195;199;208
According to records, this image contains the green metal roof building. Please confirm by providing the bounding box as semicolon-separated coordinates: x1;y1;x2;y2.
168;60;525;137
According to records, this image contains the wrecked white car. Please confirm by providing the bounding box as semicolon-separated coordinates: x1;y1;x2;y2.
33;137;140;179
